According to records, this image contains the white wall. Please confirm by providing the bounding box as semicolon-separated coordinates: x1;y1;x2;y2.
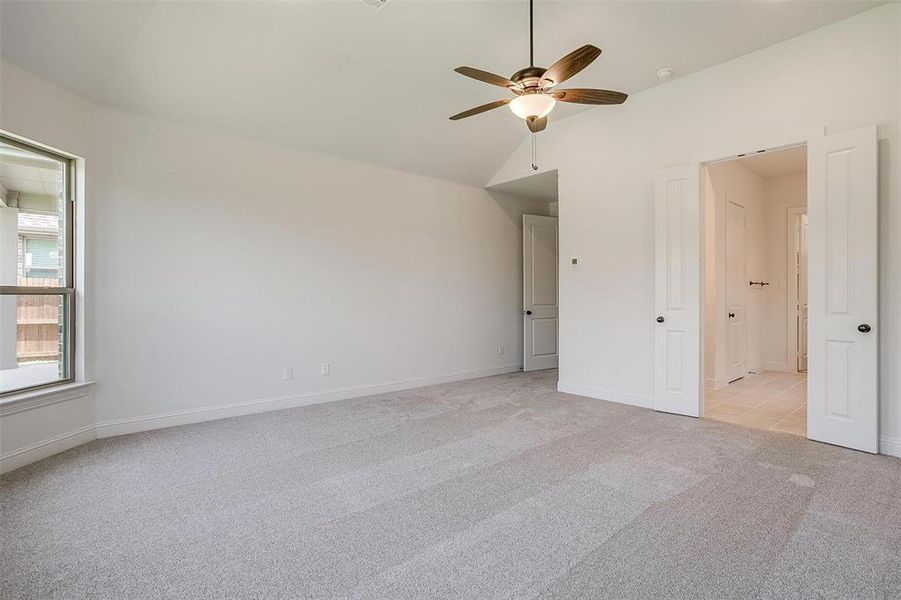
490;5;901;453
1;61;530;465
762;173;807;371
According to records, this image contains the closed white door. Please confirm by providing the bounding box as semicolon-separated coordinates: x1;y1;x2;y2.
725;201;747;382
808;125;878;453
797;213;808;372
523;215;558;371
654;165;700;417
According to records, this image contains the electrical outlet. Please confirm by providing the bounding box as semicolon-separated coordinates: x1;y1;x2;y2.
320;362;330;376
498;344;505;356
283;366;294;381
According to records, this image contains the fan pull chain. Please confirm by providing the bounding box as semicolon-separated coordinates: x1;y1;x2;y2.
531;133;539;171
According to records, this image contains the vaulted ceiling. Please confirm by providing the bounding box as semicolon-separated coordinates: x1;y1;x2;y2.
0;1;877;186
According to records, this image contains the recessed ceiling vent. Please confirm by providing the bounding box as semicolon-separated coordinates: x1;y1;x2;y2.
362;0;393;9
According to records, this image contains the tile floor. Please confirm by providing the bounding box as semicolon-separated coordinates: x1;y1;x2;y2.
703;371;807;436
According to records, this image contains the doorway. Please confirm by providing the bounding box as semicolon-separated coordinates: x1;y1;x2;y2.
702;146;809;436
654;125;878;453
485;170;559;372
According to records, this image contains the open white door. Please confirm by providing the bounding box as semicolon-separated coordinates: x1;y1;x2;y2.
725;201;747;382
808;125;878;453
654;165;700;416
523;214;558;371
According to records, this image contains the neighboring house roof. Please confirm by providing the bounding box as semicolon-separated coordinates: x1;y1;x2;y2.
18;212;58;235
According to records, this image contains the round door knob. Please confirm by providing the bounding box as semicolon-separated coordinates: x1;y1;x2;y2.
729;312;735;318
656;316;665;323
858;323;871;333
525;310;532;316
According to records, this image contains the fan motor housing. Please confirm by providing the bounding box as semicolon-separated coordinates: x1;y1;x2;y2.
511;66;546;89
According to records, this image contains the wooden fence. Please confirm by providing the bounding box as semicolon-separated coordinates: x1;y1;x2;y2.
16;278;61;363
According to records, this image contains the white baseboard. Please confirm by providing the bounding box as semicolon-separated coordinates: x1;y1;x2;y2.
95;364;523;439
557;381;653;409
880;437;901;458
0;424;96;475
763;362;792;372
709;377;729;390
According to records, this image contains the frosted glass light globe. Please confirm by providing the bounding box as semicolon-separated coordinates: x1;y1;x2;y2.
509;94;556;119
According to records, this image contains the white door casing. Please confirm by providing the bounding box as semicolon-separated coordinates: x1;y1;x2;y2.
798;212;809;372
807;125;878;453
523;214;559;371
654;165;700;417
786;207;809;373
725;200;747;382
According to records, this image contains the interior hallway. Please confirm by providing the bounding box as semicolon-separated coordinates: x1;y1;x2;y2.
704;371;807;436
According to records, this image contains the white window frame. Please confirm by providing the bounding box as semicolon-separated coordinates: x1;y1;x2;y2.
0;133;76;396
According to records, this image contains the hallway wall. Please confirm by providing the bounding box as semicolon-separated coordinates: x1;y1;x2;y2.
762;173;808;371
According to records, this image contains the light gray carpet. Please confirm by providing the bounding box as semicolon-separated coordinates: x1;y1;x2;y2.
2;370;900;599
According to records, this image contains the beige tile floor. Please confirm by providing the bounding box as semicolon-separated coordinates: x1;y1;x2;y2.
704;371;807;436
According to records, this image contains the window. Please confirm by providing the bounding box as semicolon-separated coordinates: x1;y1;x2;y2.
0;133;75;395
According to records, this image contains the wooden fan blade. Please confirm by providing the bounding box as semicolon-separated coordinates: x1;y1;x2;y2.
540;45;601;88
454;67;521;91
526;116;547;133
449;99;511;121
552;88;628;105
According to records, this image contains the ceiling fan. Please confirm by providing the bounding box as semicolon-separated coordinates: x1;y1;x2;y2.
449;0;627;133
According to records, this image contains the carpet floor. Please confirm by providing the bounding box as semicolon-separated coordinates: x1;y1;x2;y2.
2;370;900;599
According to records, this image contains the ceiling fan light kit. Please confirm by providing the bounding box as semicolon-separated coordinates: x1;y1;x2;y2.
510;94;556;119
450;0;628;133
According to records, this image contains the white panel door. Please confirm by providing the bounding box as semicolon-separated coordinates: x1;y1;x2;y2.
725;201;747;382
654;165;700;417
808;125;878;453
523;215;558;371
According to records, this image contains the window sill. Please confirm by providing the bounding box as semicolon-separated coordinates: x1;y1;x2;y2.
0;381;95;417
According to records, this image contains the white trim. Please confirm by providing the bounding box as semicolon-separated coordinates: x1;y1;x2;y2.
692;136;812;167
786;205;808;375
95;364;523;439
763;362;792;373
0;423;95;474
0;381;93;416
557;381;653;409
879;437;901;458
706;376;729;391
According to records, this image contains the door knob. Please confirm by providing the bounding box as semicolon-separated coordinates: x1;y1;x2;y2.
858;323;871;333
525;310;532;316
656;316;665;323
728;312;735;318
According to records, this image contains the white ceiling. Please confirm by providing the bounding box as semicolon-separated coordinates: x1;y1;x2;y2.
0;1;878;186
737;145;807;179
488;169;558;202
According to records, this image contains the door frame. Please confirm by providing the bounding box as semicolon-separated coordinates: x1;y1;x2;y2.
696;135;810;416
786;205;808;373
